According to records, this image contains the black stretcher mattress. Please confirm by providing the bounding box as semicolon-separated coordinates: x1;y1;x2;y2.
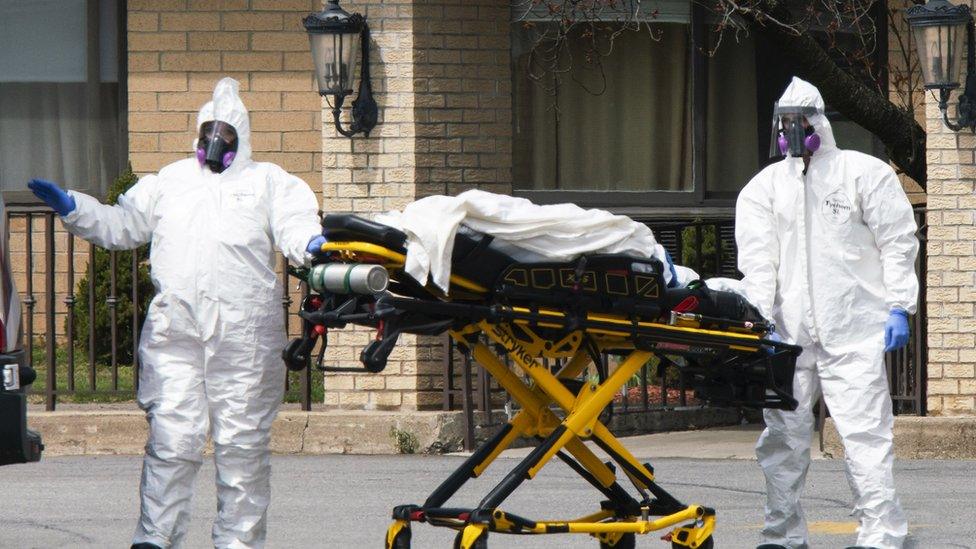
321;214;764;323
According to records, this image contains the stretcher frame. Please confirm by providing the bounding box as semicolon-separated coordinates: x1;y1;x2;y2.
286;239;799;549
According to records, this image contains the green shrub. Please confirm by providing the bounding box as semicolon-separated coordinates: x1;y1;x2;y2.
680;222;720;278
70;167;154;364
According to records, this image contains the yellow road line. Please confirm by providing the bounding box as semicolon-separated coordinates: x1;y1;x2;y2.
807;521;859;534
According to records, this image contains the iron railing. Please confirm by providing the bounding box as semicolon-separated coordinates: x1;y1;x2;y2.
8;205;927;427
6;206;313;411
443;210;929;449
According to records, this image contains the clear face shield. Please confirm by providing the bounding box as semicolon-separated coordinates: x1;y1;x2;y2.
769;104;822;158
196;120;239;173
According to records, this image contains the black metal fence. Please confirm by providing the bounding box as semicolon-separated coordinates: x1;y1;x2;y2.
442;210;929;449
8;206;927;426
889;207;928;416
6;206;313;411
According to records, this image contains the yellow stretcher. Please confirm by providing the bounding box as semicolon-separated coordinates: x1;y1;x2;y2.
283;214;800;549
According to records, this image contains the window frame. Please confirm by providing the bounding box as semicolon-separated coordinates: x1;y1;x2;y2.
512;1;890;214
1;0;128;206
513;3;713;210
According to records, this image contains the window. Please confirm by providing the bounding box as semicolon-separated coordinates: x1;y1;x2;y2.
513;24;694;194
0;0;126;199
511;1;887;208
512;3;760;207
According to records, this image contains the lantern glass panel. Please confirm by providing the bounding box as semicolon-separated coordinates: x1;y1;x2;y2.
913;21;967;89
309;30;359;96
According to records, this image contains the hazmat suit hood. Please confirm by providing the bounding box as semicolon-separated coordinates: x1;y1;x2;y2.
774;76;837;155
196;77;252;169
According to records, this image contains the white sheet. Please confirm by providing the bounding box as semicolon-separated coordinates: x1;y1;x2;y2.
375;190;664;293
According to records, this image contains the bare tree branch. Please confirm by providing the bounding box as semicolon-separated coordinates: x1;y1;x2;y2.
514;0;927;187
726;1;926;187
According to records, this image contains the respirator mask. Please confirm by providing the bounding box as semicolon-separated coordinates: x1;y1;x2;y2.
769;104;821;158
196;120;238;173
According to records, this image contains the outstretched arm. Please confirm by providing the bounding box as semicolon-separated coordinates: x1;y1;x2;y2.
58;176;160;251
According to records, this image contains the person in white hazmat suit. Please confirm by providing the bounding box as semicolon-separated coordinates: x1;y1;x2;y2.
27;78;324;549
736;76;918;549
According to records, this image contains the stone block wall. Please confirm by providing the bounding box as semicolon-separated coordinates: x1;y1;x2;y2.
127;0;323;195
320;0;513;410
923;2;976;416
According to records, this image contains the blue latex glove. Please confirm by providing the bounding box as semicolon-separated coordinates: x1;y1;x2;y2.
884;308;910;352
28;178;76;216
306;235;327;255
664;249;679;288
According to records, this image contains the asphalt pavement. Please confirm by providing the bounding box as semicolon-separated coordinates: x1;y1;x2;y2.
2;450;973;548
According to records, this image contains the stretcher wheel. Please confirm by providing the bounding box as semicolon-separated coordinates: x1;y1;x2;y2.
599;533;635;548
387;528;411;549
671;536;713;549
452;529;488;549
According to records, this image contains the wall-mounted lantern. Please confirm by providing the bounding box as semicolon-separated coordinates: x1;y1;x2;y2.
906;0;976;131
303;0;378;137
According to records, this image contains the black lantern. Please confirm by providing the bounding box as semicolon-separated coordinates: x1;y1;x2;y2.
906;0;976;131
304;0;378;137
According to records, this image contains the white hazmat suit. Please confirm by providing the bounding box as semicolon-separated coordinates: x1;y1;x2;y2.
61;78;321;548
736;77;918;549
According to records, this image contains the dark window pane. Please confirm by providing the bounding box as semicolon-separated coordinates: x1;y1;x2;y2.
830;115;886;158
512;24;693;192
706;32;759;195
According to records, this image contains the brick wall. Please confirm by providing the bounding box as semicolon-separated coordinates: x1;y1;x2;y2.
320;0;512;410
318;1;419;410
923;2;976;416
125;0;489;412
127;0;322;198
410;1;512;409
411;1;513;200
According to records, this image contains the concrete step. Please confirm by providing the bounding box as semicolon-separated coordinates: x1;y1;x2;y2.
27;406;743;456
823;416;976;459
28;410;470;457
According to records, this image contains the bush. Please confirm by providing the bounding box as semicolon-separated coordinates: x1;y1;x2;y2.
680;223;720;278
70;167;155;364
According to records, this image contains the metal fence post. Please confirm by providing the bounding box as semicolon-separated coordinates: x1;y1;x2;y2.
441;335;454;411
461;348;475;451
87;242;96;391
132;247;140;392
108;251;119;390
44;214;56;411
66;235;76;392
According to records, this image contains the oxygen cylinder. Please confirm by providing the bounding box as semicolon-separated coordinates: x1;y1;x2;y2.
308;263;389;294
